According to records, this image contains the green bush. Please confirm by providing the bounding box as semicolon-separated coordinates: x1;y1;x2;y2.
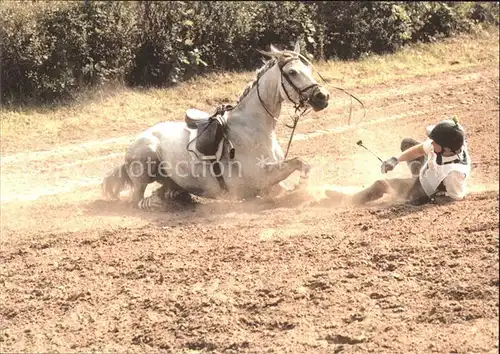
407;2;474;42
468;2;499;26
314;2;413;60
1;1;137;104
127;1;208;87
128;1;316;86
0;1;497;104
175;1;254;72
0;2;53;103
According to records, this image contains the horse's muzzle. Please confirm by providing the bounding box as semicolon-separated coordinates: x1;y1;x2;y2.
309;87;330;111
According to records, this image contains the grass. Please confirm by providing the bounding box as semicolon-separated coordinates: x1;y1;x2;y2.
1;26;498;154
317;26;499;88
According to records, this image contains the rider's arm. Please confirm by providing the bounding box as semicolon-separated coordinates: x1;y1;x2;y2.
396;142;427;163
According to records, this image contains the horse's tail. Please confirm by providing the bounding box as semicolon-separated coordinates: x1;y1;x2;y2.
102;164;131;199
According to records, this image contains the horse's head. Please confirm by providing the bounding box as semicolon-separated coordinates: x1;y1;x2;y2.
258;41;330;112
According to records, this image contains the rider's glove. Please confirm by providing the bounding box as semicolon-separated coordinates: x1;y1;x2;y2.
380;157;398;174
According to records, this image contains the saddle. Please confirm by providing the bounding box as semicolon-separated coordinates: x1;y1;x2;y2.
185;105;235;160
184;105;235;192
186;108;224;159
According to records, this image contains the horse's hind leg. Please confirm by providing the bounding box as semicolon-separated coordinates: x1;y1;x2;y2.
140;178;194;211
125;135;164;211
126;162;156;210
157;178;194;205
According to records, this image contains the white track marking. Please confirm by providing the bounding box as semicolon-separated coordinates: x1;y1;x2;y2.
1;135;134;164
1;179;103;204
54;152;124;169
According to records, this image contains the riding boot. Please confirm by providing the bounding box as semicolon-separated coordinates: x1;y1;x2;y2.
350;180;390;205
405;178;432;205
324;189;347;204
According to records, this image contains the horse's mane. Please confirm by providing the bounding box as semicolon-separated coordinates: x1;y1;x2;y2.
236;58;277;104
236;50;302;104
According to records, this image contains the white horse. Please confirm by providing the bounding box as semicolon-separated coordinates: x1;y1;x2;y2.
102;41;330;210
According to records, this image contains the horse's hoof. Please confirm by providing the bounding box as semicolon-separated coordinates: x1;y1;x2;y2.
138;196;166;211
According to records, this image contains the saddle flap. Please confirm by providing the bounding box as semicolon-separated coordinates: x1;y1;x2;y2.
195;119;225;157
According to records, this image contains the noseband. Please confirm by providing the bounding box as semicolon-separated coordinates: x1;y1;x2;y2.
257;57;319;118
279;58;319;109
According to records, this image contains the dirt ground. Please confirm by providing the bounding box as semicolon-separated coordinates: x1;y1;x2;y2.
1;62;499;353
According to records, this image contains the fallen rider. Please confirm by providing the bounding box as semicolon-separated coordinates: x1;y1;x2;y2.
326;118;472;206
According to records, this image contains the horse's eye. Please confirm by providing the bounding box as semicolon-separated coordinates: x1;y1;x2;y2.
288;69;297;76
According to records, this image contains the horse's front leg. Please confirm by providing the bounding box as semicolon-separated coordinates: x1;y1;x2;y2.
260;157;310;190
259;181;292;199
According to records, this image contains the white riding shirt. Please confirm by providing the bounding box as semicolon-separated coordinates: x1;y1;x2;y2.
419;139;471;200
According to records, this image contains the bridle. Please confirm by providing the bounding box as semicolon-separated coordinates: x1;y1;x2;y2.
256;56;319;118
279;59;320;110
255;56;321;158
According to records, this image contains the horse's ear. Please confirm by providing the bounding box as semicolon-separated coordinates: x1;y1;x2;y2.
256;48;274;58
293;40;301;54
270;44;281;54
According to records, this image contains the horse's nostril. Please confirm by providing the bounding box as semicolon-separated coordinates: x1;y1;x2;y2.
316;92;326;100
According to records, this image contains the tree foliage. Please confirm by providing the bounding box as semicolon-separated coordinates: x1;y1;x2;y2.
1;1;497;104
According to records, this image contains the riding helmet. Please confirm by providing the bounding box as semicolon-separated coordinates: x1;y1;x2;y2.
426;118;465;152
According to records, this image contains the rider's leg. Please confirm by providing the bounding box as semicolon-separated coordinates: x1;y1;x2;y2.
326;177;426;205
349;179;393;205
347;139;429;204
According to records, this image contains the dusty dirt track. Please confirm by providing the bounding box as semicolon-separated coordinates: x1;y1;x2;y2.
1;64;499;353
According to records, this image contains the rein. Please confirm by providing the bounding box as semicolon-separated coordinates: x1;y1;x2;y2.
296;52;366;126
284;106;310;159
255;53;366;160
255;56;317;158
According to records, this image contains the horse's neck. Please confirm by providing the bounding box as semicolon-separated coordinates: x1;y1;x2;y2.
230;65;282;132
